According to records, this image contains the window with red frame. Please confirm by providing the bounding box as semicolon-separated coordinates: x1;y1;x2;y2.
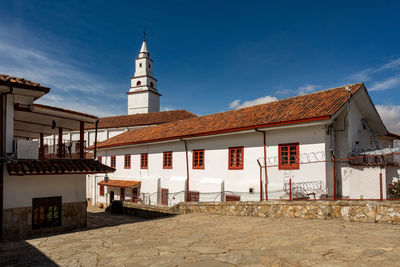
97;156;102;163
99;185;104;196
278;143;299;170
124;154;131;169
141;153;148;169
193;149;205;169
187;191;199;202
110;156;116;168
229;147;244;170
163;152;172;169
226;195;241;201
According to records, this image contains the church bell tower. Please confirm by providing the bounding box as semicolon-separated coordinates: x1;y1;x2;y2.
127;39;161;114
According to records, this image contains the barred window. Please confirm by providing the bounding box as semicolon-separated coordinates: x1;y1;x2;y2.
279;143;299;170
124;154;131;169
193;149;205;169
141;153;148;169
163;152;173;169
187;191;199;202
32;196;62;229
229;147;244;170
110;156;116;169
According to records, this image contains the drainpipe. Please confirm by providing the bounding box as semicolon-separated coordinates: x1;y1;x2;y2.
255;129;268;201
0;86;13;241
181;139;190;201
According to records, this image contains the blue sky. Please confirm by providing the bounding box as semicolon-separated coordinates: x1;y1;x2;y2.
0;0;399;132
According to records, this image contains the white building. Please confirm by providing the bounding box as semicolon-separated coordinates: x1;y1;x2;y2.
92;83;400;205
42;41;196;203
0;74;114;240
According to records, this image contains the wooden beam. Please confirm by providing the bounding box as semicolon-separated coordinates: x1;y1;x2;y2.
80;121;84;158
58;127;63;158
39;133;44;158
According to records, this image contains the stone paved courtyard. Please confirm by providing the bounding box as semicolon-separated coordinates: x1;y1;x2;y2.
1;206;400;266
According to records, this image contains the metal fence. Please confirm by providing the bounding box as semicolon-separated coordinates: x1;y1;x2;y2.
137;147;400;206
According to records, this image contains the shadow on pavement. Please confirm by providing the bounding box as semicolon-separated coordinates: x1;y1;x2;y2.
0;240;57;266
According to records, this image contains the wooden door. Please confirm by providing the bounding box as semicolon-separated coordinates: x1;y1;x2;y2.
161;188;169;205
132;188;138;202
110;191;114;203
120;188;125;201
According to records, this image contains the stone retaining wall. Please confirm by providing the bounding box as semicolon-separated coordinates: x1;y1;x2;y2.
122;200;400;224
173;201;400;224
2;201;87;240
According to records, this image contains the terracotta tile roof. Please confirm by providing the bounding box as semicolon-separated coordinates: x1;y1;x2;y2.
85;110;196;130
33;104;98;120
5;159;115;176
0;74;50;92
98;179;141;188
95;83;364;149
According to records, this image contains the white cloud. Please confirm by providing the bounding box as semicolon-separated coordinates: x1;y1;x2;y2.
370;75;400;91
0;24;126;117
347;58;400;92
229;95;278;110
376;104;400;134
160;106;177;111
298;84;321;95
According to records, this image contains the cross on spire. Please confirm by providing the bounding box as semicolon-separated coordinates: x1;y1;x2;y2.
143;28;146;41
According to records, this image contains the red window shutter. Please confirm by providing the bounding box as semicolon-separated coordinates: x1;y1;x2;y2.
124;154;131;169
141;153;148;169
228;147;244;170
278;143;299;170
110;156;116;168
100;185;104;196
193;149;205;169
163;152;173;169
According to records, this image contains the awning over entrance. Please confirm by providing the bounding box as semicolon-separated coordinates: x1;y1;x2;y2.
98;179;141;188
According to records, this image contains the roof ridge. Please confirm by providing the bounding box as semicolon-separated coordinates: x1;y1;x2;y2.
231;82;364;112
99;109;194;120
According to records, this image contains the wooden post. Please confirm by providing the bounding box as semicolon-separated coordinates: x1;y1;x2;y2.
289;178;292;201
332;151;336;201
39;133;44;158
80;121;84;159
380;172;383;200
260;167;263;201
58;127;63;158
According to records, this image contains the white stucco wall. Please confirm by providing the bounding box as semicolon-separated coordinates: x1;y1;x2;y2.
95;124;329;204
4;171;86;209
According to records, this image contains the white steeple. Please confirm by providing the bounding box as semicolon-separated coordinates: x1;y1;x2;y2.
127;39;161;115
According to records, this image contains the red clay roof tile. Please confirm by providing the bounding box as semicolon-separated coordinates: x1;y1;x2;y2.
0;74;50;92
95;83;364;149
85;110;196;130
98;179;141;188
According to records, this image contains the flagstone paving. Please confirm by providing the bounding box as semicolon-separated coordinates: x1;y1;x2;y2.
1;206;400;266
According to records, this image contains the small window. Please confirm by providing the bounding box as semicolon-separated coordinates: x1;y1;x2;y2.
148;63;151;68
226;195;241;201
32;196;62;229
124;154;131;169
136;81;141;86
187;191;199;202
228;147;244;170
278;143;299;170
139;63;142;68
97;156;102;163
100;185;105;196
150;82;154;87
141;153;148;169
163;151;173;169
111;156;116;169
193;149;205;169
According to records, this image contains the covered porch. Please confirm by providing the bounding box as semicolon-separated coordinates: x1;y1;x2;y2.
98;179;141;203
14;103;99;159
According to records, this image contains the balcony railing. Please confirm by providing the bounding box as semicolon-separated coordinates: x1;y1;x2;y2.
40;140;88;159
